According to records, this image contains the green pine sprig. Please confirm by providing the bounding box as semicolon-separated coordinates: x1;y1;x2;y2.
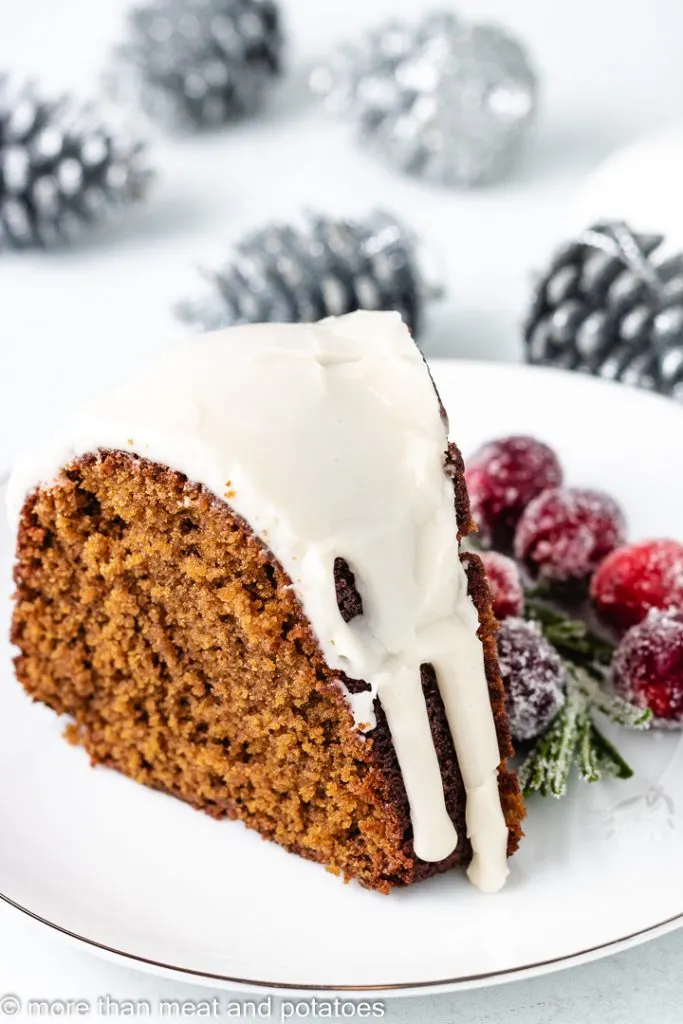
525;597;614;669
462;551;652;797
577;668;652;729
519;663;651;799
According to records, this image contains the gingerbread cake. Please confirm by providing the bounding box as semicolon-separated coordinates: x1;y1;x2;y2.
7;310;524;893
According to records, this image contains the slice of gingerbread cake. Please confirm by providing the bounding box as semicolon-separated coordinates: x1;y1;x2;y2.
7;310;523;893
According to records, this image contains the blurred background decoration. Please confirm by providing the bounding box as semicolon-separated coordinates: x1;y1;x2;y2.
310;10;538;188
175;209;439;336
0;75;152;249
3;0;683;469
113;0;284;129
524;222;683;400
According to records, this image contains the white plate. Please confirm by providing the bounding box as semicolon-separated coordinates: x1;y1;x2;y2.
1;361;683;996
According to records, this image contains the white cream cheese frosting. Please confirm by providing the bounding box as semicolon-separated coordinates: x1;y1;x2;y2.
7;310;509;892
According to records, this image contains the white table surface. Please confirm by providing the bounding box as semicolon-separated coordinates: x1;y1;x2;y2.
2;0;683;1018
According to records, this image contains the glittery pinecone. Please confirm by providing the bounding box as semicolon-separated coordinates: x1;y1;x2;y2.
116;0;283;128
175;210;439;337
310;11;538;187
525;222;683;401
0;76;152;249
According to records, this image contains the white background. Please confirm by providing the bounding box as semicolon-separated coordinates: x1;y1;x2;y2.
2;0;683;1018
3;0;683;473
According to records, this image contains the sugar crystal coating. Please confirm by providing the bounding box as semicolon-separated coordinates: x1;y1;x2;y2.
478;550;524;620
612;608;683;727
591;539;683;633
514;486;626;585
466;435;563;549
496;617;566;742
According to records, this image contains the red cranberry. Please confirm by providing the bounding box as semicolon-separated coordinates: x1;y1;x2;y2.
466;436;563;549
478;551;524;620
497;617;566;742
591;539;683;634
514;486;626;586
612;609;683;726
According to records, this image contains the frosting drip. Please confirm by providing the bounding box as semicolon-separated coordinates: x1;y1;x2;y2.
7;311;509;892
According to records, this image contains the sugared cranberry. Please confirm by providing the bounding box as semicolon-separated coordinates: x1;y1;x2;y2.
497;617;566;742
466;436;563;549
514;486;626;586
591;539;683;633
612;609;683;726
478;551;524;620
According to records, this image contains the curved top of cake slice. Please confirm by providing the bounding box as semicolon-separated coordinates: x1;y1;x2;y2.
8;310;509;892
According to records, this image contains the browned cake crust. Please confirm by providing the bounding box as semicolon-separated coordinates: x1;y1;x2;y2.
11;446;523;893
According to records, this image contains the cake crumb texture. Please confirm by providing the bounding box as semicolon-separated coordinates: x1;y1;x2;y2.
11;449;523;891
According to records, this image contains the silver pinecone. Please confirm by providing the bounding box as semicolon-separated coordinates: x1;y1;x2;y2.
117;0;283;128
0;77;152;249
176;210;437;337
310;11;538;187
525;222;683;401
